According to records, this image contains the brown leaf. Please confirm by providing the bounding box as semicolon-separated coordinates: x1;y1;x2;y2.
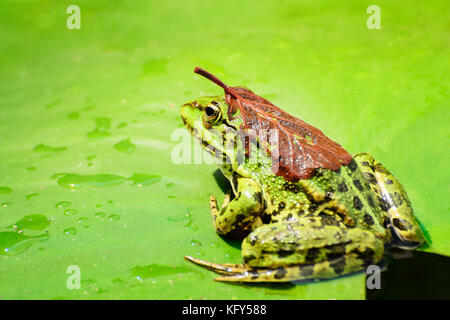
194;67;352;181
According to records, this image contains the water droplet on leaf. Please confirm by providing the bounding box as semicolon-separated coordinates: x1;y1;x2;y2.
64;209;79;216
95;212;106;219
52;173;128;189
108;214;120;221
63;227;77;237
191;240;202;247
56;201;72;208
10;214;50;231
77;217;88;223
25;193;39;200
0;232;49;256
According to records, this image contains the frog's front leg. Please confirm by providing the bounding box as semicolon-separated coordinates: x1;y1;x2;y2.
210;177;264;239
355;153;425;249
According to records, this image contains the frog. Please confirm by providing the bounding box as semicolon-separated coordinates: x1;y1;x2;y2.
180;78;425;282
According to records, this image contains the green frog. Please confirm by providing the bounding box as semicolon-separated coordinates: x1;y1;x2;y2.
180;84;424;283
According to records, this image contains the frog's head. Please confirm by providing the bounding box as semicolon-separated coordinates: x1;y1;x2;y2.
180;96;238;158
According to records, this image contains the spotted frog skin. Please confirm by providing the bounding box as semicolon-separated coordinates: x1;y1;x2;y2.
180;96;425;282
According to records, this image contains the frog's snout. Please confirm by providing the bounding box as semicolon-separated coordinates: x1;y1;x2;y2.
180;103;191;121
180;102;199;131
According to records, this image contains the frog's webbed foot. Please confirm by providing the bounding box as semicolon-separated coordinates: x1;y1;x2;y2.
184;256;246;275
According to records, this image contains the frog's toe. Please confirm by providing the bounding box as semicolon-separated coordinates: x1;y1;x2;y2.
184;256;246;275
214;272;262;282
221;191;232;209
209;195;220;220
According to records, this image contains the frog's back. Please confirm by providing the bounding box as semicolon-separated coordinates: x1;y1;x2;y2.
254;158;389;240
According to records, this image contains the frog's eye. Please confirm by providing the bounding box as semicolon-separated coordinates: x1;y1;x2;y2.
203;102;221;126
205;106;216;117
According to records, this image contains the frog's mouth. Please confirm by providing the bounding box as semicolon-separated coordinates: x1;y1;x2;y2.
181;116;218;154
180;108;226;161
181;114;194;135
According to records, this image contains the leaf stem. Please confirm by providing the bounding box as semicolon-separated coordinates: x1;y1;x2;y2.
194;67;234;95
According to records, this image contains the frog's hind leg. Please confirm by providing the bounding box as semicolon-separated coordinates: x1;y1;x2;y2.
184;255;351;282
354;153;425;249
187;218;385;283
214;257;350;282
228;218;385;282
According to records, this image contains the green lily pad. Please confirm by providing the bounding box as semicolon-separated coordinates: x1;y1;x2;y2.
0;0;447;300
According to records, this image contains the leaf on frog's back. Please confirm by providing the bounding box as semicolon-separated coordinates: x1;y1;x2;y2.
194;67;353;181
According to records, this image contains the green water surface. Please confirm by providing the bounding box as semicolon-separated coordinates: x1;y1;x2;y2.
0;0;448;299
